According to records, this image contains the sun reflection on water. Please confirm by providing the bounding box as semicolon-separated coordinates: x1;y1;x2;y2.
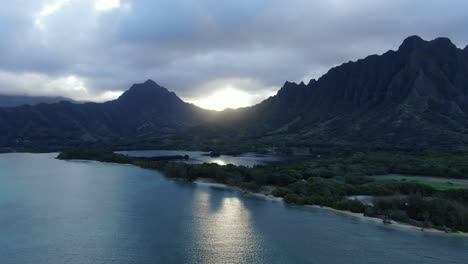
192;191;261;264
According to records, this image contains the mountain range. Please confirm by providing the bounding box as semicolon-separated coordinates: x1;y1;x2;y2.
212;36;468;148
1;36;468;151
0;95;77;108
0;80;213;148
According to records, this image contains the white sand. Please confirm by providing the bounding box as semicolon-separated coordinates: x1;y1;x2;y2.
195;178;468;237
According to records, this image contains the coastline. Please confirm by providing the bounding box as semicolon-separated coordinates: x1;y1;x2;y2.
195;178;283;202
306;205;468;237
56;154;468;238
195;178;468;238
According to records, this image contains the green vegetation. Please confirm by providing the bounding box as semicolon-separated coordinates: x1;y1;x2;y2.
373;175;468;191
299;150;468;179
369;195;468;232
57;148;468;232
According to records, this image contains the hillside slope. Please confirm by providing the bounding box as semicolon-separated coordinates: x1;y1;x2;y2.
209;36;468;147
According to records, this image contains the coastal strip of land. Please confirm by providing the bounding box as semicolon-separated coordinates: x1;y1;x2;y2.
57;148;468;235
194;178;468;237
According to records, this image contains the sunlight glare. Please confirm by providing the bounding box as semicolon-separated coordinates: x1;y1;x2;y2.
193;191;258;263
188;86;253;111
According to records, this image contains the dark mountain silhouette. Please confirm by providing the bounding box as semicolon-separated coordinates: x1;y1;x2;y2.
0;95;77;107
1;36;468;149
205;36;468;147
0;80;213;147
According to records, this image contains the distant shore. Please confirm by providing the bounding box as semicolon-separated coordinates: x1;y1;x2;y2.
194;178;468;238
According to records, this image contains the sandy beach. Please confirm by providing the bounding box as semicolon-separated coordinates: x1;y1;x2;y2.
306;205;468;237
195;178;468;238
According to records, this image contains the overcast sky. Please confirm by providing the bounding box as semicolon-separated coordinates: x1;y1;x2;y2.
1;0;468;109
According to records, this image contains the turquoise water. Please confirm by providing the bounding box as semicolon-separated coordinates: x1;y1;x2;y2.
0;153;467;264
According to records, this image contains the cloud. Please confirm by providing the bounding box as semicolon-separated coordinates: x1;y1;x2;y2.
0;0;468;107
95;0;120;11
0;70;122;101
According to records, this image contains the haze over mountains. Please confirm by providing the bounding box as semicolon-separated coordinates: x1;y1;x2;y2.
1;36;468;150
0;95;77;108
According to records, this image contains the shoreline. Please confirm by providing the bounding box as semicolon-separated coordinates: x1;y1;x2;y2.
195;178;283;202
56;155;468;238
195;178;468;238
306;205;468;237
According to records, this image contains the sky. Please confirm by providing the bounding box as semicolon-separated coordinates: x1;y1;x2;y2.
1;0;468;110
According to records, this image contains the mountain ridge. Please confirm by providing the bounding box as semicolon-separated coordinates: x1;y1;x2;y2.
0;95;78;108
1;35;468;150
0;80;215;148
204;35;468;147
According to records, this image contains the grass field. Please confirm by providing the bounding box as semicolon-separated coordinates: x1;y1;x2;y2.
373;174;468;191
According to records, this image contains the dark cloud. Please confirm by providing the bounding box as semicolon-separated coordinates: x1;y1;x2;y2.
0;0;467;106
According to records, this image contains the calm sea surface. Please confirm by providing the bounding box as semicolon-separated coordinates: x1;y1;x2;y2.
0;153;467;264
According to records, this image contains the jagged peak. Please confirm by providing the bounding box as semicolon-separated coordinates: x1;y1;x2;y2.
398;35;426;53
276;80;312;100
307;79;317;87
142;79;161;86
283;81;298;86
280;81;305;91
398;36;460;54
429;37;457;49
127;80;167;93
117;80;180;104
282;81;308;87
